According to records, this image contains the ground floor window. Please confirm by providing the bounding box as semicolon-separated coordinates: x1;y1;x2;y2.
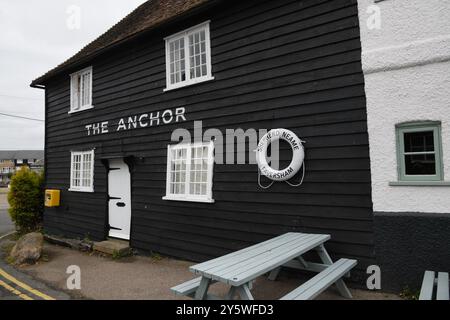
164;141;214;203
70;150;95;192
396;122;443;182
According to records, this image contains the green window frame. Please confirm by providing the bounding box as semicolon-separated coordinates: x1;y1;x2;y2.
396;121;444;182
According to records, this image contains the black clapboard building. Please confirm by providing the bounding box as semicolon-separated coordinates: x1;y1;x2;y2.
32;0;373;281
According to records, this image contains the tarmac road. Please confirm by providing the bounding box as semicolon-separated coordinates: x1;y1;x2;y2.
0;188;17;299
0;209;13;238
0;190;14;237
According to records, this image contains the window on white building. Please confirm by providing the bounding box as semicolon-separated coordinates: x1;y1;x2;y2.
396;122;444;182
163;141;214;203
70;150;95;192
164;22;213;91
70;67;93;113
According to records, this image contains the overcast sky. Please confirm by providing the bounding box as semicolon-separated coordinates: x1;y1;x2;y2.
0;0;146;150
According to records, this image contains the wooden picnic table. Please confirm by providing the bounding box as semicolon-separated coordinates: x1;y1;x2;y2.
172;232;356;300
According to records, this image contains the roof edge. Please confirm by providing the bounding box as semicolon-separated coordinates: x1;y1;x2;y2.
30;0;222;88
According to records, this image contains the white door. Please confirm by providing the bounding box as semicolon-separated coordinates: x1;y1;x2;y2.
108;159;131;240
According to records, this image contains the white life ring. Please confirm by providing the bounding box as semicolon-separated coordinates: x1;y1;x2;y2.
256;129;305;182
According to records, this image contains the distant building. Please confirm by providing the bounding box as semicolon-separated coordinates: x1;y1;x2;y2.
0;160;14;185
0;150;44;185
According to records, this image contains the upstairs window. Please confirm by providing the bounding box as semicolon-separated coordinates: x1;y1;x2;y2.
70;150;95;192
396;122;444;182
163;141;215;203
70;67;93;113
165;21;213;91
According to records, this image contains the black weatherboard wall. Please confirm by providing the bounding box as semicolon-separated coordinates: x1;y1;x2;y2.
375;212;450;291
43;0;373;280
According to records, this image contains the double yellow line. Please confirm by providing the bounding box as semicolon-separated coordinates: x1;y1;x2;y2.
0;268;55;300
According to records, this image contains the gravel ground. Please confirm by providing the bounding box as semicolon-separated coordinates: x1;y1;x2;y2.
18;243;402;300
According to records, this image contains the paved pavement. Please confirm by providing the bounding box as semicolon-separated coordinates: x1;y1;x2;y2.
0;235;71;300
20;244;402;300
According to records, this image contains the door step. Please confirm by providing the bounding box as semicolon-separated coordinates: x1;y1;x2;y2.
93;239;131;256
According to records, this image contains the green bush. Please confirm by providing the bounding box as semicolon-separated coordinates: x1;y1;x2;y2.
8;168;45;234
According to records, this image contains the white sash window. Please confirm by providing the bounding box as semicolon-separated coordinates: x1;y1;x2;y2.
164;141;215;203
70;150;95;192
70;67;93;113
165;21;213;91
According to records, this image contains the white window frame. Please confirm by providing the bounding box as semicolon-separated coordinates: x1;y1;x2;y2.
163;141;215;203
164;21;214;91
69;150;95;193
69;66;93;114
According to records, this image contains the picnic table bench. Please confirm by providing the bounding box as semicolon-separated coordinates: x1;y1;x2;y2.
171;232;357;300
419;271;449;300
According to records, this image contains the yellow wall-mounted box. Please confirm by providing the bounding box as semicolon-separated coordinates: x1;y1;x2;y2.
45;190;60;207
